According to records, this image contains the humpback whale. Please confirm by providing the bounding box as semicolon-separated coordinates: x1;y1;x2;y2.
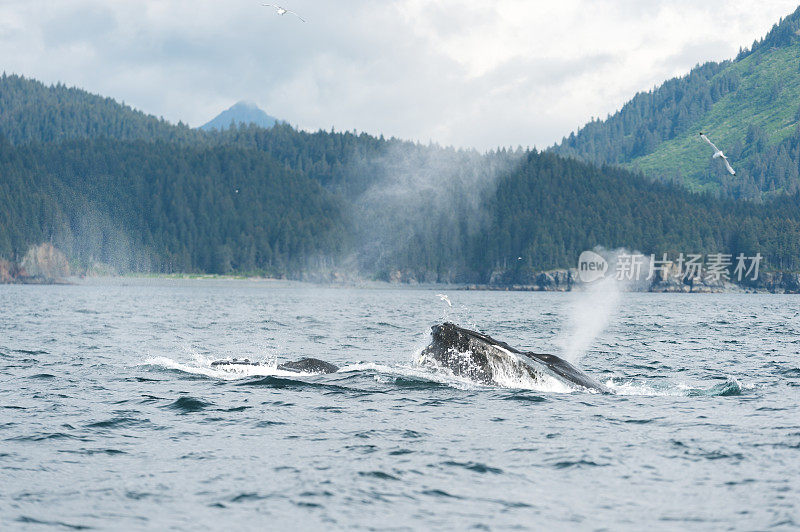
418;323;610;393
210;358;339;374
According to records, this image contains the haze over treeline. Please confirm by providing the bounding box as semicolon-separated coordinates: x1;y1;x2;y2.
3;8;800;281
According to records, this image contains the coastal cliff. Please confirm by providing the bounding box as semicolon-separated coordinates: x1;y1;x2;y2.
0;243;70;284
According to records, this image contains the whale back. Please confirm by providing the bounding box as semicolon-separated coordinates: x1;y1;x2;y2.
278;358;339;374
210;357;339;374
422;323;609;393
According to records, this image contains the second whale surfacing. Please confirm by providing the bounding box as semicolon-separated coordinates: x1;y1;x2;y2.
210;358;339;374
418;323;611;393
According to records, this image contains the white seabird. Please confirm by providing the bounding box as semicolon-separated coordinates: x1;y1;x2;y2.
436;294;452;307
700;132;736;175
262;3;306;22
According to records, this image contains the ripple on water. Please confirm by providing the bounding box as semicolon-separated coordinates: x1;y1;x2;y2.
85;417;149;430
13;349;49;355
58;448;127;456
236;376;352;393
27;373;56;380
294;501;323;508
229;492;268;503
421;489;462;499
16;516;92;531
442;461;503;475
359;471;400;480
389;449;414;456
165;397;212;413
254;420;287;428
500;393;547;403
389;376;450;389
552;460;608;469
7;432;91;443
220;405;250;412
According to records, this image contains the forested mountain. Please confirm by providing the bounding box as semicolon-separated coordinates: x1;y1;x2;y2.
2;131;799;280
0;74;197;145
3;29;800;283
201;101;280;131
0;137;344;274
0;74;405;198
553;6;800;199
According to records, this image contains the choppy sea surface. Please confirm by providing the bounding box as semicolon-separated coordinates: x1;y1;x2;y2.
1;279;799;530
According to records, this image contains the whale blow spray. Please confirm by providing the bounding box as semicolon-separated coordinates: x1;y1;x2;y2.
558;248;649;364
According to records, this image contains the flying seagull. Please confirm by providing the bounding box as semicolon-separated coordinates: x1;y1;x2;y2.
436;294;452;307
699;132;736;175
262;3;306;22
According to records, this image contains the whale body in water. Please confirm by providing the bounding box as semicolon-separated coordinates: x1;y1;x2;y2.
209;323;608;392
418;323;610;393
210;358;339;374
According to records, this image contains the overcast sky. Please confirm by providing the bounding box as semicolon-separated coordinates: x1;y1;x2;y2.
1;0;797;150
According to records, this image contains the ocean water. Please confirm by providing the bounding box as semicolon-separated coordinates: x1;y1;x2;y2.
1;279;798;530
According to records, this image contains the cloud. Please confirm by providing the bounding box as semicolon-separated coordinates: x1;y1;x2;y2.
0;0;797;149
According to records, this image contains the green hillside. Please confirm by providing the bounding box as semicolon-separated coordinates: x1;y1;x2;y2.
633;44;800;196
553;6;800;199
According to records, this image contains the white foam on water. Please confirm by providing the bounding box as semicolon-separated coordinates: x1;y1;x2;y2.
488;346;576;393
144;350;747;397
604;378;686;397
490;362;575;393
415;346;579;393
337;362;401;374
342;360;485;390
141;356;306;381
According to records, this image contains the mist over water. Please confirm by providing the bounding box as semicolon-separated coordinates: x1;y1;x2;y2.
52;206;154;274
351;144;524;280
558;275;622;364
558;248;651;364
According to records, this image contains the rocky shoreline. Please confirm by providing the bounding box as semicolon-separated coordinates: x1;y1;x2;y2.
456;268;800;294
0;243;71;285
4;246;800;293
376;267;800;294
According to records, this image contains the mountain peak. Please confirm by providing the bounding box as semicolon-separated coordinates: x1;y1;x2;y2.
231;100;259;110
200;101;280;131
